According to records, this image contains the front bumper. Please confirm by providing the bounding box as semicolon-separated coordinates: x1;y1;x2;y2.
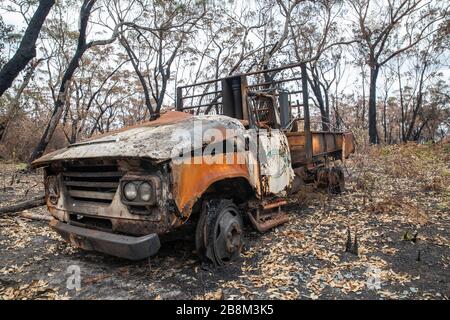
50;219;161;260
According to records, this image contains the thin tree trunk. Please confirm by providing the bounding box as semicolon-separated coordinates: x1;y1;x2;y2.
29;0;116;163
320;109;330;131
308;70;330;131
398;62;406;142
29;49;85;162
405;93;423;141
313;87;329;131
413;120;428;141
119;37;154;118
368;66;379;144
405;62;427;141
361;65;366;129
383;98;387;143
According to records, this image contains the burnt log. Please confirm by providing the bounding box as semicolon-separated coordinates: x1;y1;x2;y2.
0;195;45;214
20;211;51;221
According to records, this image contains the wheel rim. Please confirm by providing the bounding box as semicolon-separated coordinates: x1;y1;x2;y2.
212;209;242;264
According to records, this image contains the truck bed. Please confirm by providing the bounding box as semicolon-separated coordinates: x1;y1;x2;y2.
286;131;355;167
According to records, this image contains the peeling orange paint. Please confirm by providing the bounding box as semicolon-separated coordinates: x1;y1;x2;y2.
172;152;250;217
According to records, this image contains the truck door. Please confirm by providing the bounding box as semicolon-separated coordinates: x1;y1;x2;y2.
257;129;294;196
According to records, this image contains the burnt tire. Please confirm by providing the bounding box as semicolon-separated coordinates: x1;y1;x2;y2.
195;199;243;266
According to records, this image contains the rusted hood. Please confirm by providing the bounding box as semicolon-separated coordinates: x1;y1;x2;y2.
32;111;246;167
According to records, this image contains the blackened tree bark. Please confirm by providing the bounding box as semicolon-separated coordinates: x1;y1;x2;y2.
288;1;354;132
151;11;207;116
0;0;55;97
308;74;331;131
29;0;121;163
382;95;388;143
398;60;406;141
307;61;339;132
405;61;428;141
119;35;155;119
116;4;206;119
368;66;380;144
349;0;445;144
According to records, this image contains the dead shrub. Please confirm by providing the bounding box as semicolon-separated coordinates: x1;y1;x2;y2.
0;117;67;162
369;196;428;225
423;176;445;192
368;199;398;215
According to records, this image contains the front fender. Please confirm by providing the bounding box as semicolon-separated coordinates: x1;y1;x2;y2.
171;153;252;219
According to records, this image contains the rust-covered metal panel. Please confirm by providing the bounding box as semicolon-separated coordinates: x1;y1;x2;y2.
171;153;251;218
286;131;354;166
32;111;247;167
42;159;174;236
342;132;356;159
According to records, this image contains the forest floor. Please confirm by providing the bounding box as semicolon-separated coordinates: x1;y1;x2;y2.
0;142;449;300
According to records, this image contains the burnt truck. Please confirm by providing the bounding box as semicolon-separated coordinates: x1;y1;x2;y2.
32;63;354;265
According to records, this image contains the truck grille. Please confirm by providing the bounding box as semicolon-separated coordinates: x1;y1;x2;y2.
62;163;123;205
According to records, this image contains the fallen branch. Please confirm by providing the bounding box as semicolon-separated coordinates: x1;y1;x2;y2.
20;211;52;222
0;195;45;214
22;182;41;199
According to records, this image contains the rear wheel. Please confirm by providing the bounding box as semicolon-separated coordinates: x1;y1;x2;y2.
195;199;243;266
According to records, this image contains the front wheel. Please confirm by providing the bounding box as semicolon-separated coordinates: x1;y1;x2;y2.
195;199;243;266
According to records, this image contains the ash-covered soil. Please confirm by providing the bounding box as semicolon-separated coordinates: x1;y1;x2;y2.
0;143;449;300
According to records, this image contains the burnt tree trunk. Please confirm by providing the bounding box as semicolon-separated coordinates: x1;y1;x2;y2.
405;62;427;141
361;65;366;129
29;45;88;163
308;69;330;131
0;0;55;97
319;107;331;131
29;0;101;163
368;66;379;144
398;63;406;142
383;97;388;144
313;87;330;131
119;36;155;119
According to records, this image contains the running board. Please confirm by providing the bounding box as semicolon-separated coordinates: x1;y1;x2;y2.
247;200;289;233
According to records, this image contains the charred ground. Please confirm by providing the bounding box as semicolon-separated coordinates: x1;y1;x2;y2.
0;143;448;300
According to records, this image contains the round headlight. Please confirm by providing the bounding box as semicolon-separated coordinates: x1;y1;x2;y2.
139;182;153;202
123;182;137;200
